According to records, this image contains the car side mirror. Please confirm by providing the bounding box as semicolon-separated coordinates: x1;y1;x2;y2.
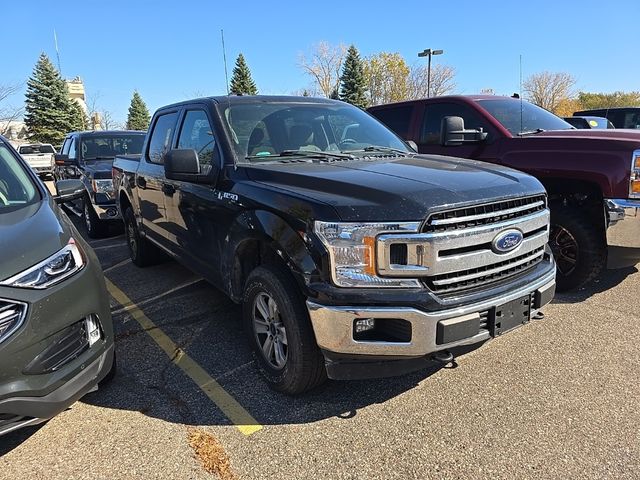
440;116;488;146
54;179;85;204
54;153;78;166
164;149;217;184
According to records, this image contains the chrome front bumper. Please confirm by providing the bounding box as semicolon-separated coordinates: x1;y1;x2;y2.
307;268;556;357
605;199;640;267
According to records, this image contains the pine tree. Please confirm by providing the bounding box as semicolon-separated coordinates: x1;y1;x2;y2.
24;53;77;143
229;54;258;95
339;45;368;109
126;91;151;130
69;99;87;131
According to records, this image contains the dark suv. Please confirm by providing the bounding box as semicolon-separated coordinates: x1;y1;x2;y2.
0;136;115;436
573;107;640;129
54;130;146;237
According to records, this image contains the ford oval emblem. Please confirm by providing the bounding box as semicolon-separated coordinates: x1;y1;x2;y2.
492;229;524;254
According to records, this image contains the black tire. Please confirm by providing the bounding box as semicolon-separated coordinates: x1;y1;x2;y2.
123;207;164;267
99;351;117;386
83;196;109;238
550;206;606;292
243;265;326;394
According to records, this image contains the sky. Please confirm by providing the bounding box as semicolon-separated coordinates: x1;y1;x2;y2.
2;0;639;124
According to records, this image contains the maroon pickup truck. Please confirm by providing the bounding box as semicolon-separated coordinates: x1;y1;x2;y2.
369;96;640;291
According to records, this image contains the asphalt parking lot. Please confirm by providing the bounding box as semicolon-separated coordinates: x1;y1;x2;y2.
1;193;639;479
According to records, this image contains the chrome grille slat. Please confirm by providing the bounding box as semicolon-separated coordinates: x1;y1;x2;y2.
0;299;27;344
431;200;545;226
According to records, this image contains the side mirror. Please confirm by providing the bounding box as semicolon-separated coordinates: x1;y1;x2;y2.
164;149;217;183
54;179;85;204
406;140;418;152
54;153;78;166
440;116;488;146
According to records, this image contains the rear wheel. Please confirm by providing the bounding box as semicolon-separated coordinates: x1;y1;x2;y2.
550;206;606;292
123;207;164;267
243;265;326;394
83;197;109;238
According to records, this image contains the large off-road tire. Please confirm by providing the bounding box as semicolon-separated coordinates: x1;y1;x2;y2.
243;265;326;395
550;206;606;292
83;196;109;238
123;207;164;267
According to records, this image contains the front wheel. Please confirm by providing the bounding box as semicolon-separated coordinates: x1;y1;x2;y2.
549;207;606;292
243;265;326;394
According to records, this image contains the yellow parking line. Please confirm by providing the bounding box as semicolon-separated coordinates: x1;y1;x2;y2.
105;279;263;436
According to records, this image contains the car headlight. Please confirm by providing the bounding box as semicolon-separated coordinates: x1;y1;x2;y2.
0;239;85;289
92;179;114;195
631;150;640;198
314;221;421;288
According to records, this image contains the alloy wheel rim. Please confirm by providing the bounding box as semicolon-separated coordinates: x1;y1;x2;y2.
252;291;288;370
126;221;137;255
550;224;578;276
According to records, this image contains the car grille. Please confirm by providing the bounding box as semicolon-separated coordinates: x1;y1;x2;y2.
423;195;547;233
424;246;546;293
0;299;27;344
24;320;90;374
376;195;550;294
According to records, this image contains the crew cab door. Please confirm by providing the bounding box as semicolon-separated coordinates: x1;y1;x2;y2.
415;101;500;163
136;110;179;248
162;107;228;284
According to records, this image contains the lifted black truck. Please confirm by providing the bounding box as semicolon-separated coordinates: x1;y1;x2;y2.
113;96;556;394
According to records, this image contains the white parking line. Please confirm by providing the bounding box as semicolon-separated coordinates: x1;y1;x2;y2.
111;278;204;316
103;258;132;274
93;243;127;251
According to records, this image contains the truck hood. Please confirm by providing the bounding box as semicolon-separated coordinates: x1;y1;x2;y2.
535;129;640;143
83;160;115;179
0;198;72;281
246;154;544;221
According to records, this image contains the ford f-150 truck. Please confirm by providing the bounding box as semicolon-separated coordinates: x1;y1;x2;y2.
113;96;556;394
54;130;146;238
369;96;640;291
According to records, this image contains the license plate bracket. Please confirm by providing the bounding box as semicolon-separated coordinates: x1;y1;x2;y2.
490;295;531;337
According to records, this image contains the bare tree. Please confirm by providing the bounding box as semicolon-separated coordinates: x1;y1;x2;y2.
298;42;347;98
523;71;576;113
0;82;24;136
99;110;124;130
407;64;456;99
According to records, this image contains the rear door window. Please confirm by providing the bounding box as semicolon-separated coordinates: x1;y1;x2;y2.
147;112;179;164
370;105;414;139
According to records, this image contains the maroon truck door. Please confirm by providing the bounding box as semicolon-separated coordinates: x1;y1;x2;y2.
414;101;501;164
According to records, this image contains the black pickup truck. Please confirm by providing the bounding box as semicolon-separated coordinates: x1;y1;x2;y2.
112;96;556;394
54;130;146;237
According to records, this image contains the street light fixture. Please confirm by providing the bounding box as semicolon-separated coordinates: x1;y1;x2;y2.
418;48;444;98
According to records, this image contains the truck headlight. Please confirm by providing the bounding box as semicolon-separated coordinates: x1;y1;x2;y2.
314;221;421;288
631;150;640;198
0;239;85;289
92;179;114;195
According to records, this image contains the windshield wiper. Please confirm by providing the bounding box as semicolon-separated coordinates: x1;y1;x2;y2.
517;129;546;136
84;156;115;160
245;150;354;161
348;146;411;155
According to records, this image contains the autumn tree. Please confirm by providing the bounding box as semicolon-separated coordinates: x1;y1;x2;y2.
299;42;347;98
576;91;640;110
523;71;576;113
126;91;151;130
339;45;368;108
363;52;410;106
24;53;80;144
407;64;457;99
229;53;258;95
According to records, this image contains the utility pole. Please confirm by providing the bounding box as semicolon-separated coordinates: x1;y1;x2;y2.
418;48;444;98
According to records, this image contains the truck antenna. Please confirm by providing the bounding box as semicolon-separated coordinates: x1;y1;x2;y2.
519;54;523;134
221;29;230;96
54;29;62;75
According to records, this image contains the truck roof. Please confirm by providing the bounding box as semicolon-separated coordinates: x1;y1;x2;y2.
157;95;341;111
367;95;516;109
66;130;147;137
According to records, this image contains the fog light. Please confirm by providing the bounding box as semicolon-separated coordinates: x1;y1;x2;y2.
85;315;102;346
106;207;117;217
354;318;375;333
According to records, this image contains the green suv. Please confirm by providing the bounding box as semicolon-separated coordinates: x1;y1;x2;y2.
0;136;115;436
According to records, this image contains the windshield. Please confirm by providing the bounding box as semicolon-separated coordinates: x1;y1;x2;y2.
18;144;55;154
221;101;410;162
478;99;573;135
0;143;40;213
81;134;145;161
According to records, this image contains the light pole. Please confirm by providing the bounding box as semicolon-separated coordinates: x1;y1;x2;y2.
418;48;444;98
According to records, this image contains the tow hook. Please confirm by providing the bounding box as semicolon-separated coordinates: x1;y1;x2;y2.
433;350;455;366
532;311;545;320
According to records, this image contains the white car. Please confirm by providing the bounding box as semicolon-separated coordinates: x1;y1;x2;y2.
17;143;56;178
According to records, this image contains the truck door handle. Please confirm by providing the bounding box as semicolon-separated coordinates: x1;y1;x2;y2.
162;183;175;196
136;176;147;189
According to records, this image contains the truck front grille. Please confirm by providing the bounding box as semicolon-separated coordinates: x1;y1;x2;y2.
376;196;550;294
424;195;547;233
0;299;27;344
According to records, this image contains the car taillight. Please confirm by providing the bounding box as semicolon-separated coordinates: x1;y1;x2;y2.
632;150;640;198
